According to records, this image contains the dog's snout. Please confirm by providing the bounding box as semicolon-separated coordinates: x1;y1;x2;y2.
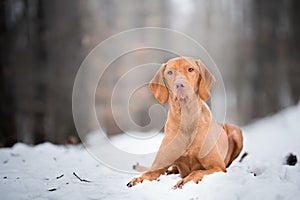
176;83;185;89
175;79;186;89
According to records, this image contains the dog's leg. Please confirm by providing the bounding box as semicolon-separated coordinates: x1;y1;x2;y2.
173;167;225;189
223;123;243;167
174;147;227;189
127;167;167;187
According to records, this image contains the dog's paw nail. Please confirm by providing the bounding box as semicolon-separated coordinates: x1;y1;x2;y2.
127;181;137;188
127;181;136;188
172;185;182;190
173;182;183;189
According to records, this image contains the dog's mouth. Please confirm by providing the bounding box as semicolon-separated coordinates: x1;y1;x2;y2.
174;90;190;102
175;95;189;102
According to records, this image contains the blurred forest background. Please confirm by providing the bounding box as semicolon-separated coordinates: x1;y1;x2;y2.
0;0;299;147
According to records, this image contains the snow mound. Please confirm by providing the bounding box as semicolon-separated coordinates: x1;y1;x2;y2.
1;103;300;200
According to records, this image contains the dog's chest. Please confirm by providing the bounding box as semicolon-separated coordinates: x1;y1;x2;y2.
175;148;204;177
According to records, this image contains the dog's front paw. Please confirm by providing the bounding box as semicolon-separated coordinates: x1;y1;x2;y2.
173;175;201;189
127;177;143;188
173;179;186;189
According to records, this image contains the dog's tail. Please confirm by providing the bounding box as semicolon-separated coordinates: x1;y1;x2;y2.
133;163;149;172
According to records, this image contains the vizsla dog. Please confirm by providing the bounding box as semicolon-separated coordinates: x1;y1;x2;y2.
127;57;243;189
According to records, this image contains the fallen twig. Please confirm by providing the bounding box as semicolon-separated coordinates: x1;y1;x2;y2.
56;174;64;179
72;172;91;183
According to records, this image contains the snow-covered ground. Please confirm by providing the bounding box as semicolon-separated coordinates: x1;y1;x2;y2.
1;103;300;200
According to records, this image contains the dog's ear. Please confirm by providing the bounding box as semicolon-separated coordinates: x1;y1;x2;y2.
149;63;169;104
196;60;215;101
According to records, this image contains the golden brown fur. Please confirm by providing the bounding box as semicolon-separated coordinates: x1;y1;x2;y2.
127;57;243;188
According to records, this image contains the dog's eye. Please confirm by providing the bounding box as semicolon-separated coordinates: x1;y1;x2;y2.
188;68;194;72
167;70;173;75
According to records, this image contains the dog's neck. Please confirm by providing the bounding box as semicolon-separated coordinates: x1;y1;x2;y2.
168;94;212;135
150;94;212;171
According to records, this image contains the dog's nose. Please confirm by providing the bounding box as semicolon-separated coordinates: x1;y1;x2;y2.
175;79;186;89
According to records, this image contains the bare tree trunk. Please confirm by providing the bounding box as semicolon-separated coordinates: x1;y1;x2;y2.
31;0;47;144
0;0;17;147
289;0;300;103
251;0;281;118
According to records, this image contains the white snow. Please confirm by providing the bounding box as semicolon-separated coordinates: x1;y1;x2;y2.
1;103;300;200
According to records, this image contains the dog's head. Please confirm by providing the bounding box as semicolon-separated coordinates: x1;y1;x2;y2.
149;57;215;104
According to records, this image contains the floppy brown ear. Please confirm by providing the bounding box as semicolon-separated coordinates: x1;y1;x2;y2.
149;63;169;104
196;60;216;101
